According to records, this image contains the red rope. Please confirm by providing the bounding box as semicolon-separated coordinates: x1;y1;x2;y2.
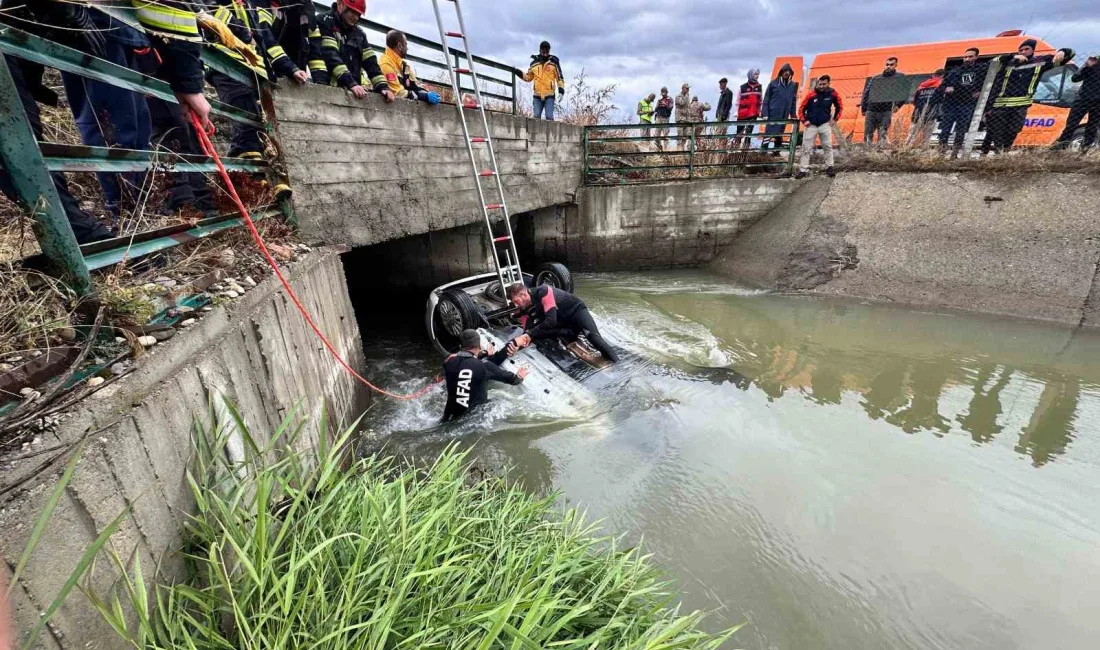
190;114;442;400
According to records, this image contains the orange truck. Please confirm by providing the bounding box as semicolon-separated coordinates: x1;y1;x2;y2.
771;30;1089;148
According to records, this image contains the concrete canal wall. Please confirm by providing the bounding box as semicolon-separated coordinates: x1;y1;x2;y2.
273;86;584;249
710;172;1100;328
0;252;365;648
523;178;799;270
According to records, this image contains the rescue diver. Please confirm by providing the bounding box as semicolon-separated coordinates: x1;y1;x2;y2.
506;283;620;363
441;329;528;422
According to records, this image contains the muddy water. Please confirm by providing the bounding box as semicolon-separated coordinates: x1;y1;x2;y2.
361;270;1100;650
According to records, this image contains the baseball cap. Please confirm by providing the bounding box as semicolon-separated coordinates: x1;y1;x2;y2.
460;329;481;350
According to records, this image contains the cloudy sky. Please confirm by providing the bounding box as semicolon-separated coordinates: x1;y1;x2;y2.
369;0;1100;120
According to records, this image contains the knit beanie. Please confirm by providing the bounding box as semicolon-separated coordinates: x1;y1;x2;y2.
1020;38;1038;50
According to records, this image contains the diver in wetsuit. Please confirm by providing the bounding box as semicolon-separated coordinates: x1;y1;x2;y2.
506;283;620;363
441;329;528;422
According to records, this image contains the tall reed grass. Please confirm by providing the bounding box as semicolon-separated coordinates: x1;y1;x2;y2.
82;405;735;649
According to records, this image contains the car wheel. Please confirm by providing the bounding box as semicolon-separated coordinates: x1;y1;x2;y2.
534;262;574;293
436;288;481;340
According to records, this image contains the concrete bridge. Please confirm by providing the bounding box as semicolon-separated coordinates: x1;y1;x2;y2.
273;85;799;288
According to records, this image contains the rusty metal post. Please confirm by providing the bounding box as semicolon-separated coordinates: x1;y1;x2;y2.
0;58;91;294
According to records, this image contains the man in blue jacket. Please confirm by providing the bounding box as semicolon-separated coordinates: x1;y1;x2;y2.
796;75;843;179
762;63;798;150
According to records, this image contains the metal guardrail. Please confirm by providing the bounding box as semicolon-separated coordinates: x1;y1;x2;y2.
0;5;523;296
584;119;801;186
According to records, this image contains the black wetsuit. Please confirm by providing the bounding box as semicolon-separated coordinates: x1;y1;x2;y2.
441;349;523;421
524;285;619;362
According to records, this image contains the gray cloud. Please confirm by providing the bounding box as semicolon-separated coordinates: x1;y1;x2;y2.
368;0;1100;119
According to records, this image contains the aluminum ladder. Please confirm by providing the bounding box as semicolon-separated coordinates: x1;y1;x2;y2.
429;0;522;293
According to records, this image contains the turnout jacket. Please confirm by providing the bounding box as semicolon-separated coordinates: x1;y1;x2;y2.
799;88;843;126
211;0;301;80
990;53;1057;109
441;349;523;421
316;3;387;91
523;285;588;339
258;0;326;82
131;1;205;93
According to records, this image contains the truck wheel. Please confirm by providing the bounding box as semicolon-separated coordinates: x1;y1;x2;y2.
535;262;574;293
437;289;481;339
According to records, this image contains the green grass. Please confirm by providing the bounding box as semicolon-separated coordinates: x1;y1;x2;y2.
83;404;736;649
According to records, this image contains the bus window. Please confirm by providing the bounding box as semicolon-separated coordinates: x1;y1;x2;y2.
1034;66;1071;107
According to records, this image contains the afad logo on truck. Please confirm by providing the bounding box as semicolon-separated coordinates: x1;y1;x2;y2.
772;30;1088;147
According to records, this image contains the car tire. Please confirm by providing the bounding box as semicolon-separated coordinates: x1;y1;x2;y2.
534;262;574;293
437;288;482;339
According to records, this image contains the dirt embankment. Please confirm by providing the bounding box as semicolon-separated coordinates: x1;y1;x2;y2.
710;172;1100;328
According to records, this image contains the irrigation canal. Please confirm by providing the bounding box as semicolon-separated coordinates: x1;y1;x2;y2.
359;270;1100;650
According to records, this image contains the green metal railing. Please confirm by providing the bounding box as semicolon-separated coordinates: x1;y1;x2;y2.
0;6;523;296
584;119;801;186
0;17;279;296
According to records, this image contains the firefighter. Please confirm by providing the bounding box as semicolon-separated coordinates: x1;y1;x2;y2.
524;40;565;120
261;0;327;83
736;69;763;149
506;283;619;364
207;0;310;159
441;329;527;422
380;30;441;104
317;0;394;101
981;39;1071;155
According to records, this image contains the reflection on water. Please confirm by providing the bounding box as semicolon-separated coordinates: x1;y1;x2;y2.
363;270;1100;650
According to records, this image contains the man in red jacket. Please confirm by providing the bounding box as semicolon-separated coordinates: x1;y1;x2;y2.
796;75;843;178
736;68;763;149
907;69;943;145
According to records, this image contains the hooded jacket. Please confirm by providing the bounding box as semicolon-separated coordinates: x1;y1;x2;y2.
524;54;565;99
763;63;798;133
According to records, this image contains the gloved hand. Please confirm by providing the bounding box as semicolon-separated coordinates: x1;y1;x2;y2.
425;91;441;105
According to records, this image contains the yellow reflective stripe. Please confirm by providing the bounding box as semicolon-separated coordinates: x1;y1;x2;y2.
1026;68;1042;96
308;60;327;71
333;64;349;77
258;9;274;25
309;28;321;38
321;37;339;49
370;74;386;86
213;6;231;22
212;44;269;77
993;97;1033;107
268;45;287;59
362;50;377;62
133;1;200;40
